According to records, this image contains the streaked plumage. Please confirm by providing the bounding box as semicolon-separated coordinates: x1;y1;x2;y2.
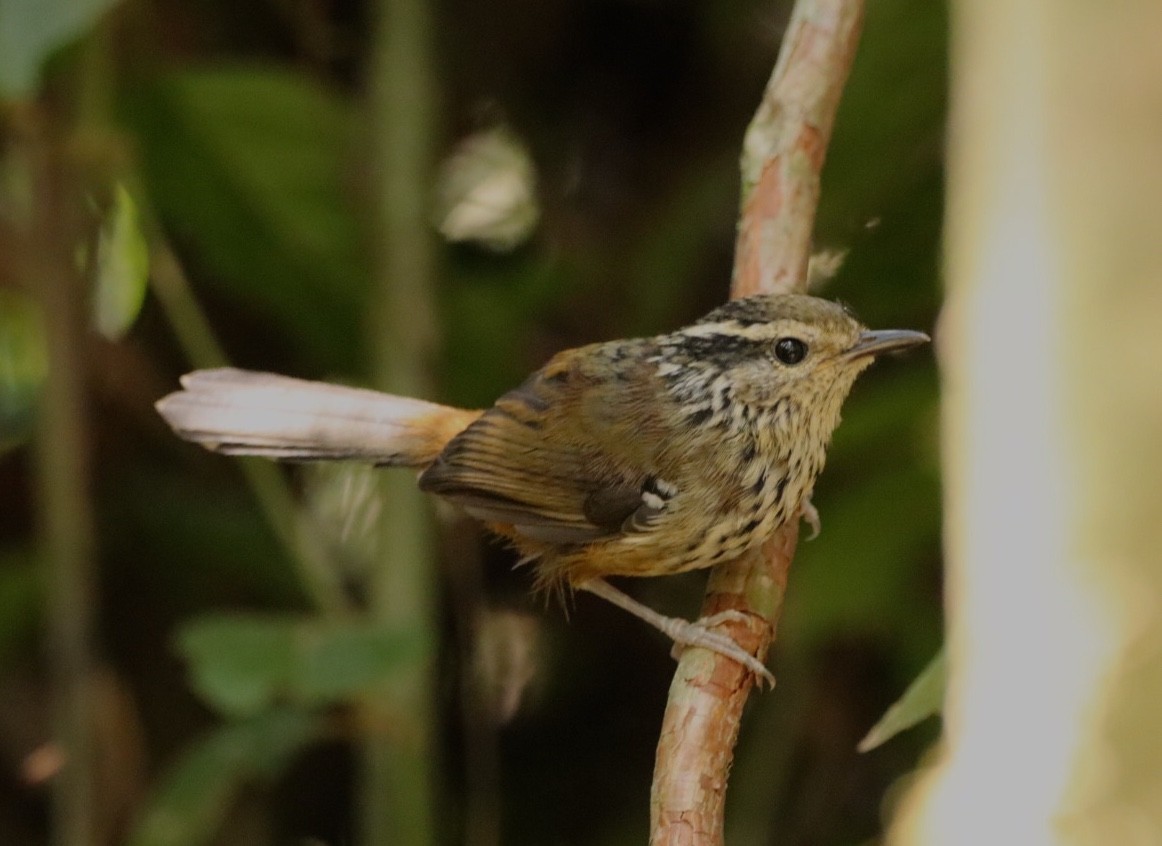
157;293;928;681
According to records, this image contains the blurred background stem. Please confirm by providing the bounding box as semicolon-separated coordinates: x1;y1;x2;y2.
361;0;440;840
25;122;98;846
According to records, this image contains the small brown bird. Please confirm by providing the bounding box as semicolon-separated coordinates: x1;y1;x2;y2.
157;294;927;683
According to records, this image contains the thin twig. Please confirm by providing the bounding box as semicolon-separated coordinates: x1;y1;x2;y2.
359;0;440;840
19;110;100;846
650;2;865;843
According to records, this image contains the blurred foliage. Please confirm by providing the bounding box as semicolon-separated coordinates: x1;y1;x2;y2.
124;67;369;372
177;614;420;719
0;548;40;663
125;709;322;846
0;0;946;844
0;290;47;452
859;649;945;752
0;0;123;97
91;184;150;340
434;126;540;251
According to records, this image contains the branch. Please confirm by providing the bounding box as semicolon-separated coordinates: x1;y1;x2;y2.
650;2;865;843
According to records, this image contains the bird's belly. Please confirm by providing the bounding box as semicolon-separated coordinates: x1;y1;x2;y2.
501;459;803;589
556;499;787;584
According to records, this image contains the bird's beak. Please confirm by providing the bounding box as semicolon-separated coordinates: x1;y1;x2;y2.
844;329;930;360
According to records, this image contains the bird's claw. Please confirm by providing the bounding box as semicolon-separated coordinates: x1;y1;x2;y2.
800;499;821;540
577;579;775;687
666;611;776;688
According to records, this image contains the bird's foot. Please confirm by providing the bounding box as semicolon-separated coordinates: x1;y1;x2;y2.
578;579;774;688
664;611;776;688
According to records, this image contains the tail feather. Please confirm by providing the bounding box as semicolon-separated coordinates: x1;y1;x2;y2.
156;368;481;467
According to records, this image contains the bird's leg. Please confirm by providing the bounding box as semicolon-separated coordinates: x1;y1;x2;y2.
577;578;775;687
800;498;821;540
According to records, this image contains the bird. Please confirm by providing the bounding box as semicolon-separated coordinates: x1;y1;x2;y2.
156;293;928;684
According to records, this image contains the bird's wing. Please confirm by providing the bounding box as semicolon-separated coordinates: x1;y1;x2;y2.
418;347;672;543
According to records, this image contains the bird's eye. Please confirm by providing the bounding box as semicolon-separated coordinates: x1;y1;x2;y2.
773;337;808;365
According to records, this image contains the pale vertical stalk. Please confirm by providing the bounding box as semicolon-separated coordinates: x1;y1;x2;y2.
361;0;439;840
27;147;97;846
888;1;1162;844
650;1;864;843
18;32;111;842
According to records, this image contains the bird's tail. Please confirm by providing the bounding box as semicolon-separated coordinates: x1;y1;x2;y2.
156;368;482;467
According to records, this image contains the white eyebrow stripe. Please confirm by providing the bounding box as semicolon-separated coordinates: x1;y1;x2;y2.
678;321;783;340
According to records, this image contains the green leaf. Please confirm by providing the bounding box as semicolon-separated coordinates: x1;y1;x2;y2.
125;709;319;846
858;650;945;752
126;67;369;370
92;184;150;339
176;613;421;718
0;0;123;99
0;289;47;452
